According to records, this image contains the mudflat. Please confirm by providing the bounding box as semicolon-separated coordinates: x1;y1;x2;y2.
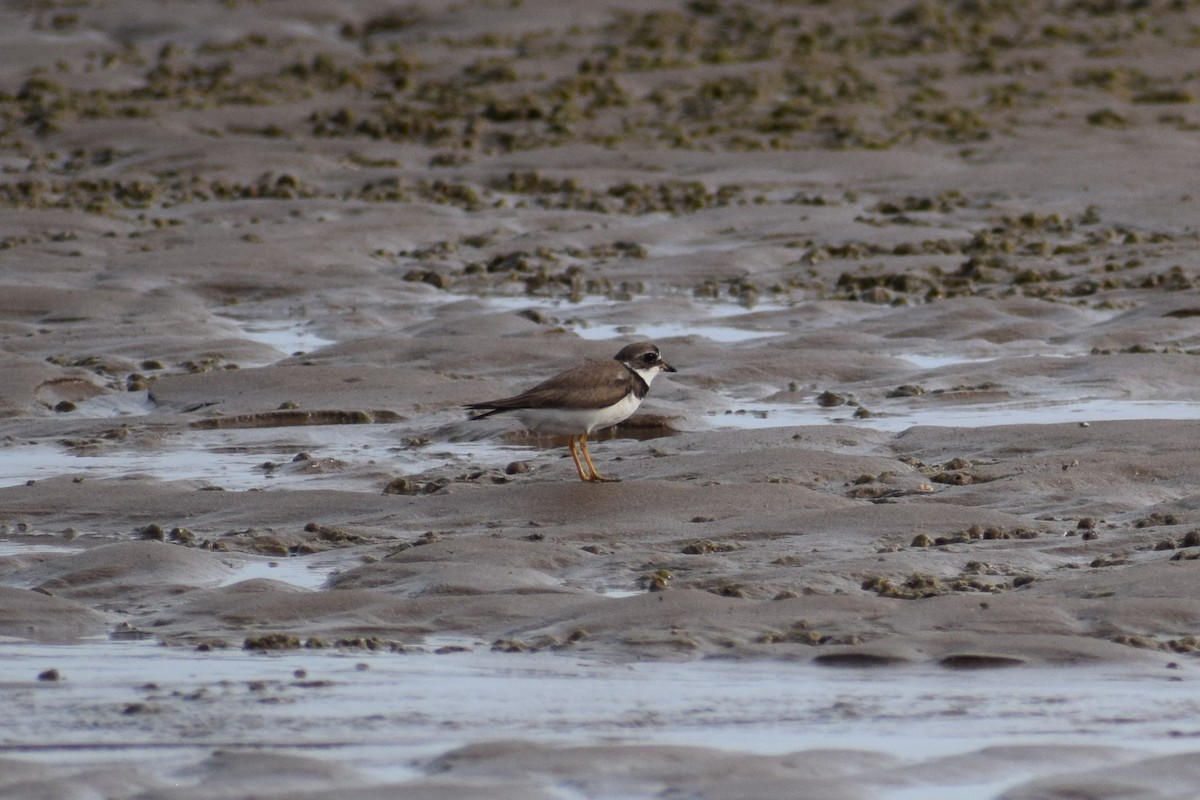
3;1;1200;798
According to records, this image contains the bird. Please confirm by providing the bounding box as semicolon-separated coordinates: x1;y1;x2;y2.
466;341;676;482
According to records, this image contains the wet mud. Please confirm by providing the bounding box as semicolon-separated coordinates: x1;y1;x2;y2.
3;1;1200;797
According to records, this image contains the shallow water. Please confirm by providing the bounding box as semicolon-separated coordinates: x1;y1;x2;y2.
0;640;1195;797
69;390;159;418
0;540;82;558
5;303;1195;498
216;315;337;362
715;397;1200;432
478;292;788;343
896;352;1085;370
0;429;526;491
577;319;781;342
5;394;1195;491
218;552;343;590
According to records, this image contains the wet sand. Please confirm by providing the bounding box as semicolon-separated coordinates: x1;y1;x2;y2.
3;1;1200;797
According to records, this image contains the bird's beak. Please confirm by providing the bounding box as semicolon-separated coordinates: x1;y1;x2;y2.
661;362;677;373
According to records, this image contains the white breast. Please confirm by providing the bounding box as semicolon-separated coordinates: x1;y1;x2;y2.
511;392;643;436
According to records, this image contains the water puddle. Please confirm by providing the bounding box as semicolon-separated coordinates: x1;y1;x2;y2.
219;552;343;590
215;315;336;361
0;539;341;591
10;396;1194;491
597;588;643;599
71;390;158;419
897;352;1086;370
478;293;787;342
574;320;778;343
14;300;1194;487
0;641;1195;796
714;398;1200;432
0;429;527;491
480;294;614;313
0;540;84;558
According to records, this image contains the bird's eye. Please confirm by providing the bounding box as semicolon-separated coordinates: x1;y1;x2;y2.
643;352;658;362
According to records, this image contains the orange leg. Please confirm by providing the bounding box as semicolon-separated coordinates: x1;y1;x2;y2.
578;433;618;482
567;436;592;481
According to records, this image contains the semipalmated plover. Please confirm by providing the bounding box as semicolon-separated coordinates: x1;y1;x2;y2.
466;341;676;482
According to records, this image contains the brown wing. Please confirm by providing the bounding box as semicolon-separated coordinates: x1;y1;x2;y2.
467;359;634;412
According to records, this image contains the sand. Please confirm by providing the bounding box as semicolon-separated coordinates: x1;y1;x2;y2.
3;0;1200;797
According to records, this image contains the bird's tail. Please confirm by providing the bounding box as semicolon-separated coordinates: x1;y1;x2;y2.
464;405;504;421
